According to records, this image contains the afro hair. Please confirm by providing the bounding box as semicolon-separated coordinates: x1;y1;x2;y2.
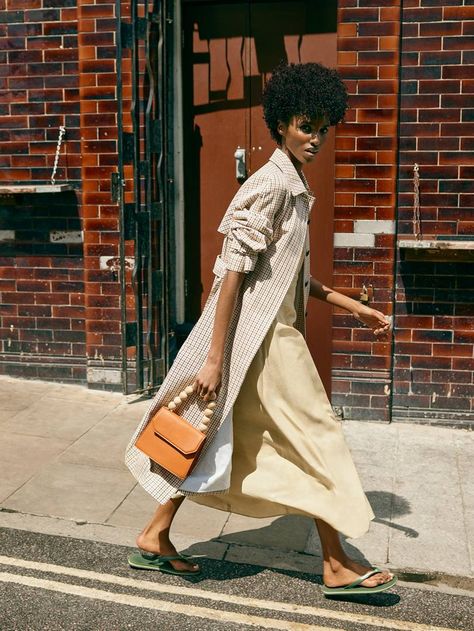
262;62;349;144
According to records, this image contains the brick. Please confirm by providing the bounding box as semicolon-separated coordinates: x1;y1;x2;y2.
419;79;460;95
411;355;451;369
412;329;453;343
420;21;462;37
432;344;473;358
359;51;398;65
443;65;474;80
358;79;398;94
339;7;380;22
339;36;379;52
443;6;474;20
404;37;441;52
358;22;397;37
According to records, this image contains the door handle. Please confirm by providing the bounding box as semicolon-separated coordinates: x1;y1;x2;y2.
234;147;247;183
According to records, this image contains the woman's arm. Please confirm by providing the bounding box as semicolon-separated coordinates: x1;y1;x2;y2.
309;277;391;336
195;270;245;400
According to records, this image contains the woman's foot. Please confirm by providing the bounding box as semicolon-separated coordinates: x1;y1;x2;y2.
323;557;394;589
136;533;200;573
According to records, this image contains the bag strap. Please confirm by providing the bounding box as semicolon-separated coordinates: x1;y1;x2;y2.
166;383;216;434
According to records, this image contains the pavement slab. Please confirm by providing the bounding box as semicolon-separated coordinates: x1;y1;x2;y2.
0;396;115;442
0;433;71;503
388;424;471;577
2;461;136;523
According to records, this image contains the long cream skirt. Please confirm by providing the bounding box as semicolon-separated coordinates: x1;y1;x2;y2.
190;262;375;539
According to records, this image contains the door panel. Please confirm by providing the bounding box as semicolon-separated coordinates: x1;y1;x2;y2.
183;0;337;396
183;4;250;323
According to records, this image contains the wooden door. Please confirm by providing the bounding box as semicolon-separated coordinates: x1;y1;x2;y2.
182;0;337;395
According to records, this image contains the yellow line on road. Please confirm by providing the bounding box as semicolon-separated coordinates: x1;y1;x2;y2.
0;571;336;631
0;555;458;631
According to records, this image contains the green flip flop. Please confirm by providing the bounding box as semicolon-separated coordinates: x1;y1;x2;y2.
127;551;201;576
321;568;397;597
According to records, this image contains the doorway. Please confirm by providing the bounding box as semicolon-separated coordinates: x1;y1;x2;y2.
181;0;338;394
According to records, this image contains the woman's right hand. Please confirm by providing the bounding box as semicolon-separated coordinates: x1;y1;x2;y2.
195;358;222;401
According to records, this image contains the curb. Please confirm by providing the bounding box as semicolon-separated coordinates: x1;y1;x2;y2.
0;508;472;595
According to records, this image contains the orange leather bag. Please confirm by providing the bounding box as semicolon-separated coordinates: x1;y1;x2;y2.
135;384;215;480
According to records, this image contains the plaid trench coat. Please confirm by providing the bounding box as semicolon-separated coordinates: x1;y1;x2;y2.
125;147;316;503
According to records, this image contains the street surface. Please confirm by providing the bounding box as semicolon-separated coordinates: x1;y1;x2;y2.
0;527;471;631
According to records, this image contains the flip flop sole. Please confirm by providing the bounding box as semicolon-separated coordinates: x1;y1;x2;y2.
127;553;201;576
321;575;397;597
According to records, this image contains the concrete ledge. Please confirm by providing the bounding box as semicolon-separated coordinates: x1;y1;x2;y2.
0;184;74;194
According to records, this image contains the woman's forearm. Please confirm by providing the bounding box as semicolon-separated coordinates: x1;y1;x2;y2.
309;277;361;315
207;270;245;364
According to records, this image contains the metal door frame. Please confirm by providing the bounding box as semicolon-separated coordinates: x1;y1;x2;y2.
114;0;178;394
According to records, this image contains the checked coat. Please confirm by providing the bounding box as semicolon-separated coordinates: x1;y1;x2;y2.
125;147;316;503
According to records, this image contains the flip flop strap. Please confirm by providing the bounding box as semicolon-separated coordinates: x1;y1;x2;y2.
140;552;188;563
343;568;380;590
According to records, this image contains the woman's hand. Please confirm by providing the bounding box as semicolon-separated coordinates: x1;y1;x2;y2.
352;304;392;336
195;359;222;402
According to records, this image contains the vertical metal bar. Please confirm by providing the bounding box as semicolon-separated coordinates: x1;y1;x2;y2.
116;0;129;394
130;0;145;390
144;0;155;389
156;0;167;386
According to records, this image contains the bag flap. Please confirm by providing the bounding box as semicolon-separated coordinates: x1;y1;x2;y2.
151;408;205;455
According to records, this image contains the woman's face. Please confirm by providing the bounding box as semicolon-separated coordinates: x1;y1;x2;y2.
278;115;330;170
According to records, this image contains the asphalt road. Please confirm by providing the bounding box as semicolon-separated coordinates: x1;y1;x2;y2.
0;527;471;631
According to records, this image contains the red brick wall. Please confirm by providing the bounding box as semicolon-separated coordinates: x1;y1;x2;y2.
1;1;472;418
393;0;474;425
333;1;401;421
0;0;80;184
0;0;85;382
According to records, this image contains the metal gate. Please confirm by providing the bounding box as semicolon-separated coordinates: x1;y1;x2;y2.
114;0;174;394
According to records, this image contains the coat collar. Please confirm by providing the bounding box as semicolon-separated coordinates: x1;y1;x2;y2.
268;147;312;197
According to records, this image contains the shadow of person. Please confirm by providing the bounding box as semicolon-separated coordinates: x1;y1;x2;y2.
178;489;414;606
366;490;419;539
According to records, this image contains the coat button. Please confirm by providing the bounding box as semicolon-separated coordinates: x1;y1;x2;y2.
305;310;308;317
305;280;309;287
305;249;310;256
307;219;310;225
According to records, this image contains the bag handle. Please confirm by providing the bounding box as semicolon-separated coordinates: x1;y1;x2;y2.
166;383;216;434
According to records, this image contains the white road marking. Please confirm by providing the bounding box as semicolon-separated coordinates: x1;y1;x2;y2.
0;555;458;631
0;571;335;631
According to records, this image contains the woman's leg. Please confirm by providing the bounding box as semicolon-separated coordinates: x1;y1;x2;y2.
136;496;199;572
315;518;393;588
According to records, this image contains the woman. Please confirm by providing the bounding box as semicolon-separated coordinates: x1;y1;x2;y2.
125;62;397;597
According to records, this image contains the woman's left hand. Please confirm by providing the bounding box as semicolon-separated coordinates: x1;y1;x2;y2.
353;304;391;336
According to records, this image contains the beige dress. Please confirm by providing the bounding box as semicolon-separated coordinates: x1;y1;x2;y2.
191;255;375;539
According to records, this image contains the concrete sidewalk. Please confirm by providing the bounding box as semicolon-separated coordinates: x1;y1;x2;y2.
0;375;472;588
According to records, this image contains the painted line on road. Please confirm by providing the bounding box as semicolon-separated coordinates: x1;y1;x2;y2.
0;555;457;631
0;571;335;631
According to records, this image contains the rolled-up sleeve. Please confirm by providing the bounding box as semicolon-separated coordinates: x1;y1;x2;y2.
220;180;286;273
